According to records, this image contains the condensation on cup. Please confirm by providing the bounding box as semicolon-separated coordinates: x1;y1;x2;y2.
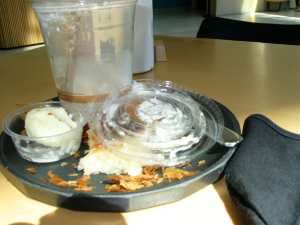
27;0;138;110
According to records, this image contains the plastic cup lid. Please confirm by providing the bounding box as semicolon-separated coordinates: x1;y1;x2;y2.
89;79;224;166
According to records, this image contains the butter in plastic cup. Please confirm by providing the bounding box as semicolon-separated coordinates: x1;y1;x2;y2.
2;101;87;163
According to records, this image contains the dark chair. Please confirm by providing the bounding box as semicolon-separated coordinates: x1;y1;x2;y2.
196;17;300;45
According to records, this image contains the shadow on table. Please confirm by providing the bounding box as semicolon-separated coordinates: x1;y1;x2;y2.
213;177;248;225
9;207;127;225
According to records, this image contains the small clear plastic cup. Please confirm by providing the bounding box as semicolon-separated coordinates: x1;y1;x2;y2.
2;101;87;163
89;79;224;166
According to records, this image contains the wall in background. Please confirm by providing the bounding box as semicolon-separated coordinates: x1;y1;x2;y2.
0;0;43;48
153;0;192;9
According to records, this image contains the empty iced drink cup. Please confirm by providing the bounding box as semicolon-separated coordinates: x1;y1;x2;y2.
27;0;138;110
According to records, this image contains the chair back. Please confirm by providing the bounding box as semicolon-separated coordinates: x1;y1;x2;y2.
197;17;300;45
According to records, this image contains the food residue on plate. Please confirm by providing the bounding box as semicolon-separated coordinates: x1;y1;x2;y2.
105;166;163;192
74;151;80;158
61;162;68;167
69;173;78;176
162;167;201;182
198;160;205;166
25;127;206;193
42;170;95;192
38;162;203;193
77;130;142;176
105;165;202;192
25;166;36;174
178;162;191;168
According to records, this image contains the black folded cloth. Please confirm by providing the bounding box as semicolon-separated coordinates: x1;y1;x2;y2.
225;114;300;225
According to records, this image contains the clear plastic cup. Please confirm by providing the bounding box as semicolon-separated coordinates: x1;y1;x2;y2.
2;102;87;163
27;0;138;111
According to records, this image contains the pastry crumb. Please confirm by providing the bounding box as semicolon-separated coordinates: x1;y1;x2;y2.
61;162;68;167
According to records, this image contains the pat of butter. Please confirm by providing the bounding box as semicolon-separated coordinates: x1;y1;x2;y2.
25;107;78;147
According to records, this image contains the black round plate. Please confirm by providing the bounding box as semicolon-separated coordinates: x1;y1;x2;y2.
0;98;241;212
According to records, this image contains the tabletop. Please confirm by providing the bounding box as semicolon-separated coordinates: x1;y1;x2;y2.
1;35;300;225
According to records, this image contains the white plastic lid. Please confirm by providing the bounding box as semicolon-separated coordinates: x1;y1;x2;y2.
89;79;224;166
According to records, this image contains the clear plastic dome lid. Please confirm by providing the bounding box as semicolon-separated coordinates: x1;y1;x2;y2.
89;79;224;166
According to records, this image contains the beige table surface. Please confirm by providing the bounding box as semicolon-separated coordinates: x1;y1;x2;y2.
1;35;300;225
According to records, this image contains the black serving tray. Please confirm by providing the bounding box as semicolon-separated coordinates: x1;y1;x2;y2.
0;98;241;212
